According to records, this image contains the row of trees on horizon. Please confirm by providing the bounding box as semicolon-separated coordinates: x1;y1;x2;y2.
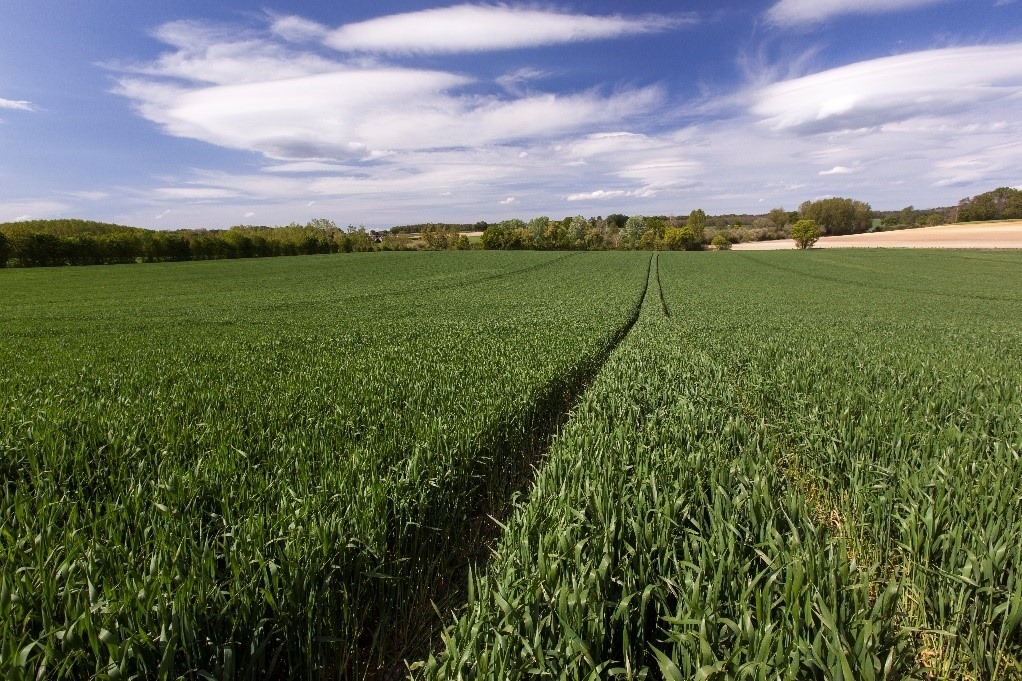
0;220;376;268
472;196;955;252
0;188;1011;268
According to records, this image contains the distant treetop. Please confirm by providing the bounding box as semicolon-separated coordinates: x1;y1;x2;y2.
956;187;1022;222
0;218;142;238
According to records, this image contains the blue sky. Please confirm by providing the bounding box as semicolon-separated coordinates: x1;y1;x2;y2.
2;0;1020;228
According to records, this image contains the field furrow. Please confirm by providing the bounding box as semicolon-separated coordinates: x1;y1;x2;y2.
0;252;650;679
3;249;1019;679
420;254;908;679
421;250;1022;679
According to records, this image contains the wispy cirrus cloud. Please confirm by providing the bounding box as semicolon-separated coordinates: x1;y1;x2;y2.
819;166;859;175
269;15;329;42
262;161;352;174
153;187;242;200
322;4;694;54
118;67;661;160
0;200;68;222
105;12;1022;226
567;189;627;201
751;44;1022;135
113;17;663;162
546;43;1022;213
0;97;34;111
66;191;111;200
566;188;661;201
113;20;340;85
765;0;955;26
496;68;550;96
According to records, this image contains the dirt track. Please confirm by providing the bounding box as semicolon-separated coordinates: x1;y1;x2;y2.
733;221;1022;250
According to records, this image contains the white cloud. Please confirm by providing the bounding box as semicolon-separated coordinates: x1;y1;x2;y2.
118;68;467;159
66;191;110;200
0;97;34;111
116;31;662;161
766;0;953;26
617;158;701;190
496;68;549;96
930;140;1022;187
114;20;340;86
117;95;1018;224
566;131;658;158
567;190;627;201
263;161;354;173
243;211;256;218
154;187;241;200
325;5;691;54
270;15;329;42
106;14;677;224
752;44;1022;135
356;87;662;153
131;53;1021;224
0;200;68;221
106;14;1022;226
145;150;524;207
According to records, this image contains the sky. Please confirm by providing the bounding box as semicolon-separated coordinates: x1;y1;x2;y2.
1;0;1021;229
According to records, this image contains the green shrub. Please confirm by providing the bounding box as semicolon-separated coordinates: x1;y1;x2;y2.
710;234;732;250
790;219;821;249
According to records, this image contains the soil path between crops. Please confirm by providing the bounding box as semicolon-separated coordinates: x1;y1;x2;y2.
733;220;1022;250
390;255;657;679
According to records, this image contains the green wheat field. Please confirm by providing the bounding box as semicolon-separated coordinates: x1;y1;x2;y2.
2;250;1021;679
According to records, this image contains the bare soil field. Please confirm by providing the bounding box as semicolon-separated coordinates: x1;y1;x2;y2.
733;220;1022;250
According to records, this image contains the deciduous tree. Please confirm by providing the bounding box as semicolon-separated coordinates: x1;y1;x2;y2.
663;226;697;251
799;197;872;235
566;216;588;247
899;206;916;227
527;216;550;248
767;207;789;231
791;219;821;249
685;209;707;242
623;215;647;247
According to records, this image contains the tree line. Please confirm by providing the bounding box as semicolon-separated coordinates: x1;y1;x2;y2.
0;187;1003;267
956;187;1022;222
476;199;876;252
479;211;715;251
0;219;376;268
473;193;971;252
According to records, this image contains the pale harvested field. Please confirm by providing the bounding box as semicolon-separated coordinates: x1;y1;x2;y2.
733;220;1022;250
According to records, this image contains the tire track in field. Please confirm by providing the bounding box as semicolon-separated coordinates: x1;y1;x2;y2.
655;253;670;318
395;255;656;679
376;252;579;300
259;253;582;320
